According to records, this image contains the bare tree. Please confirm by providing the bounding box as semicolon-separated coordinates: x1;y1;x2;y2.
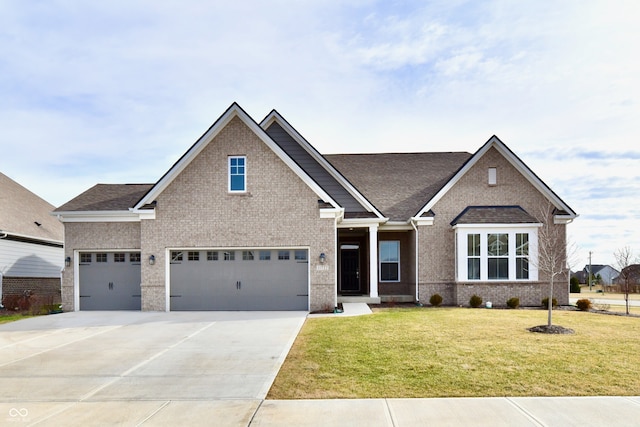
534;202;576;327
614;246;637;315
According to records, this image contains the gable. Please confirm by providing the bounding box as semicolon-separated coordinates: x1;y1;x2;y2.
414;136;577;223
134;103;338;212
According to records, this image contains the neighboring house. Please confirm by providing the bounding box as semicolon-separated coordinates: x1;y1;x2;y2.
576;264;619;285
0;172;64;304
53;103;577;312
616;265;640;292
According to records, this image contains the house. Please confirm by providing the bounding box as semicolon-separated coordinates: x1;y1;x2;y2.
0;172;64;305
576;264;619;285
616;264;640;293
53;103;577;312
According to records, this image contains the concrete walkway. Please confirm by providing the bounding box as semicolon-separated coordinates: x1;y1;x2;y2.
569;297;640;307
2;308;640;426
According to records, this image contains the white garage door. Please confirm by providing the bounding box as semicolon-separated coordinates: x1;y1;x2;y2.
78;252;141;310
169;249;309;311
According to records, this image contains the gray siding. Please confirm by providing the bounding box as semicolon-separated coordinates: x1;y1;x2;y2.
266;122;368;214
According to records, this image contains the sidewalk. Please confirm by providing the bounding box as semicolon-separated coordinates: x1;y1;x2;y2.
252;396;640;426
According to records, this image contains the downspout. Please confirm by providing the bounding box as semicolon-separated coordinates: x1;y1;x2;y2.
410;220;421;306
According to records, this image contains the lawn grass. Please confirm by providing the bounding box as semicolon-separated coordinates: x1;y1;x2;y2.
0;313;33;325
268;308;640;399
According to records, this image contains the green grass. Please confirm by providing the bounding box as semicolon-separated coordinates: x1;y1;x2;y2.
0;313;34;325
268;308;640;399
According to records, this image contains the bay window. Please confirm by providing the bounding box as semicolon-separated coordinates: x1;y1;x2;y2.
456;226;538;281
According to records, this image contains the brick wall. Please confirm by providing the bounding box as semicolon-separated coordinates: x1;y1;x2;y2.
2;276;61;302
417;146;571;306
140;116;336;311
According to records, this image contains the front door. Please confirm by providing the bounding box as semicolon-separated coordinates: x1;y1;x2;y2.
340;244;361;293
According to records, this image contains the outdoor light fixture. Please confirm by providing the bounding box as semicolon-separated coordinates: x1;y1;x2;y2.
65;256;71;267
149;255;156;265
319;252;326;264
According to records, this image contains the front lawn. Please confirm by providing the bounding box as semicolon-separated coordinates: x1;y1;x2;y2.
268;308;640;399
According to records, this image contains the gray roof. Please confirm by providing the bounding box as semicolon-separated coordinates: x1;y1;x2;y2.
0;172;63;242
450;206;539;225
55;184;154;212
325;152;472;221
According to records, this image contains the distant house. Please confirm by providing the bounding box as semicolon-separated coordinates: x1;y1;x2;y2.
0;172;64;305
576;265;619;285
616;264;640;292
54;103;577;312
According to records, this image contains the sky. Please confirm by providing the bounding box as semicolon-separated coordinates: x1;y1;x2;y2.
1;0;638;268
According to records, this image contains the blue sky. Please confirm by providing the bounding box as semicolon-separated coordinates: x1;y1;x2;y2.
1;1;638;267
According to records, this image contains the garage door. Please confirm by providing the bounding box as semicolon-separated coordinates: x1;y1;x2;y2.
170;249;308;311
79;252;142;310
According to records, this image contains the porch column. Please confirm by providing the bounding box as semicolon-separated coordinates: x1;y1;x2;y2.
369;224;379;298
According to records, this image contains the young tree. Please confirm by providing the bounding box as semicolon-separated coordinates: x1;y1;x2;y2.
534;202;576;327
614;246;637;315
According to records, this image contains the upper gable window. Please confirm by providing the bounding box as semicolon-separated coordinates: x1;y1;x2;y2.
488;168;497;186
229;156;246;192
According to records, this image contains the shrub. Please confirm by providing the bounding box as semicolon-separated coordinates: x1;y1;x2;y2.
506;297;520;309
576;299;592;311
469;294;483;308
570;277;581;293
429;293;443;307
541;297;558;308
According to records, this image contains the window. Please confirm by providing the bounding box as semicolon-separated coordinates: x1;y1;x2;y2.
224;251;235;261
130;252;141;263
114;253;125;263
456;228;538;281
294;250;307;261
229;156;246;192
242;251;254;261
488;167;497;185
467;234;481;280
96;253;107;263
380;241;400;282
259;250;271;261
516;233;529;279
278;250;290;260
488;233;509;280
188;251;200;261
80;253;92;263
171;251;183;262
207;251;218;261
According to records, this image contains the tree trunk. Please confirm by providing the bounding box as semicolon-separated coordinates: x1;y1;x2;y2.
547;276;554;327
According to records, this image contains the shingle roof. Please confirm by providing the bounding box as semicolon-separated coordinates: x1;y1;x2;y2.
450;206;539;226
0;172;63;242
325;152;472;221
55;184;154;212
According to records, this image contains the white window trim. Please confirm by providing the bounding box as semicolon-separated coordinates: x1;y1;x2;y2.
228;155;247;193
379;240;401;283
455;225;539;282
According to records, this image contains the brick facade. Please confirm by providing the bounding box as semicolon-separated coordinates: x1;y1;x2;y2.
416;146;570;306
2;276;61;303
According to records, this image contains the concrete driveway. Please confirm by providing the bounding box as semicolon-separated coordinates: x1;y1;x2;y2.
0;311;306;425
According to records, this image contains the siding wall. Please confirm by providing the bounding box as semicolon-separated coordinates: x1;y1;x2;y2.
0;239;63;277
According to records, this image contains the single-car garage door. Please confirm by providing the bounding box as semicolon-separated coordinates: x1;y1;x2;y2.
79;252;142;310
170;249;308;311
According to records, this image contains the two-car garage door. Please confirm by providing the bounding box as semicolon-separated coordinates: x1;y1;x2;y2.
78;248;309;311
170;249;309;311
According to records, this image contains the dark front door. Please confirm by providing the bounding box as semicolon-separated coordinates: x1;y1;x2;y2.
340;244;361;293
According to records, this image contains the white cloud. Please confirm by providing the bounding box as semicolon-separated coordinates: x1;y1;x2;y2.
0;0;638;265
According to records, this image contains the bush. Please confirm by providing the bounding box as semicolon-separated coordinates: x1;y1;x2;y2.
576;299;592;311
570;277;581;293
469;294;483;308
541;297;558;308
429;293;443;307
506;297;520;309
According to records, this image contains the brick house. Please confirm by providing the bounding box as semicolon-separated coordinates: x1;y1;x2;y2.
53;103;577;312
1;172;64;305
